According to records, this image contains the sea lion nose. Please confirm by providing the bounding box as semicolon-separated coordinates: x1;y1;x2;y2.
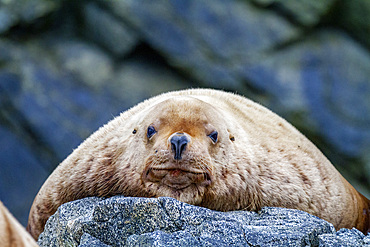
170;133;189;160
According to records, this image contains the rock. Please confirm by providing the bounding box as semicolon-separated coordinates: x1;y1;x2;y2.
0;39;124;164
0;0;58;33
334;0;370;49
251;0;335;26
103;0;300;88
300;31;370;157
238;30;370;158
52;39;115;89
82;2;139;57
79;233;111;247
0;72;51;225
319;228;369;247
111;57;197;105
37;196;370;247
7;61;119;162
0;126;49;226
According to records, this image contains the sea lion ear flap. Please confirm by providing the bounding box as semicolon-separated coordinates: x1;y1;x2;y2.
227;129;235;142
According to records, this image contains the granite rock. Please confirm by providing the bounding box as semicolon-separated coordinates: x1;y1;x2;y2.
38;196;370;247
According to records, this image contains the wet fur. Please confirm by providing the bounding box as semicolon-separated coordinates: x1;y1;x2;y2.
27;89;370;239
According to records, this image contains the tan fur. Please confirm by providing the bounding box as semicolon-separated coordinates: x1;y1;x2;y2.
0;201;38;247
27;88;370;239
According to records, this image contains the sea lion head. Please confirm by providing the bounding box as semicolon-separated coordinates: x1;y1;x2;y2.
131;96;234;206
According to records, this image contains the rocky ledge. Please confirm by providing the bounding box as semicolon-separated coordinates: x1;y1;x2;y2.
38;196;370;246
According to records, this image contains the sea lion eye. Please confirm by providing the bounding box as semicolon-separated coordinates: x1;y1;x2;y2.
208;131;218;143
147;126;157;139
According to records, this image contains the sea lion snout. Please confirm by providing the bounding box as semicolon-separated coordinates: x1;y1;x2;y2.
169;133;190;160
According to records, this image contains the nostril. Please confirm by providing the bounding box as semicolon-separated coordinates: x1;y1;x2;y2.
180;142;187;155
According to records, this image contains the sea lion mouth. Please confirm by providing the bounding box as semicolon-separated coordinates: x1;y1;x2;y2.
143;167;212;189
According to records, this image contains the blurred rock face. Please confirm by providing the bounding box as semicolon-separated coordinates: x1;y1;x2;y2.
0;0;369;226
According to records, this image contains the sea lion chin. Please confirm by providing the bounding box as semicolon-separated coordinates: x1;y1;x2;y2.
27;89;370;240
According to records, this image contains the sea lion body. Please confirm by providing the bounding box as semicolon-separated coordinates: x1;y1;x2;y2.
0;201;38;247
27;89;370;239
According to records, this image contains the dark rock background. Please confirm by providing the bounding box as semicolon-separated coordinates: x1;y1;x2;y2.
0;0;369;227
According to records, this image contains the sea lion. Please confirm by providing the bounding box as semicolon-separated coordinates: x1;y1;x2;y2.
27;88;370;239
0;201;38;247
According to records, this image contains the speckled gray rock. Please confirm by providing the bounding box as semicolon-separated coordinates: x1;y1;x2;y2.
37;196;369;247
318;228;369;247
79;233;111;247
